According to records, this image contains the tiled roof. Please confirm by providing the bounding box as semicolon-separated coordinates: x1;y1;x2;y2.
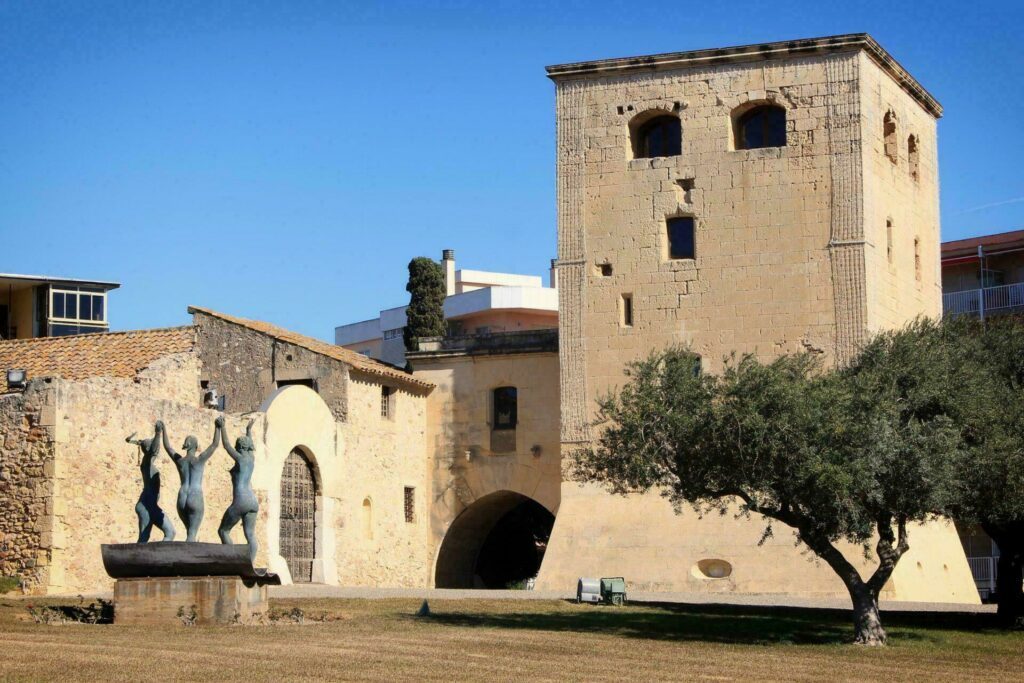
188;306;433;391
0;327;195;382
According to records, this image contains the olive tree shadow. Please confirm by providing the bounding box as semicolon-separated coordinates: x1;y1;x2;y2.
422;601;998;646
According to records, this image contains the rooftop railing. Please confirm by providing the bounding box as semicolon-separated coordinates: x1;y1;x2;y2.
943;281;1024;317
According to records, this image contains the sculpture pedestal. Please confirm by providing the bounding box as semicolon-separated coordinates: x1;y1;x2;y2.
113;576;268;625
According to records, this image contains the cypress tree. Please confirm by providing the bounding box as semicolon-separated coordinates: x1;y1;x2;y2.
404;257;446;352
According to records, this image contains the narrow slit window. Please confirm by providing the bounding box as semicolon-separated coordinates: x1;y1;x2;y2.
381;386;392;418
908;134;919;181
886;219;894;264
914;237;921;282
884;111;898;165
621;293;634;327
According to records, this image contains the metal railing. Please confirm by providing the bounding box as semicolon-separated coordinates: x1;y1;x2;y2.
943;281;1024;317
967;556;998;598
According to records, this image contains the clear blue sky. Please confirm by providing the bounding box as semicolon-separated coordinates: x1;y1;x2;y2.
2;1;1021;339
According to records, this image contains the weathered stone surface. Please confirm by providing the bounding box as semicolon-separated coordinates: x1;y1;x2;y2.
112;576;268;625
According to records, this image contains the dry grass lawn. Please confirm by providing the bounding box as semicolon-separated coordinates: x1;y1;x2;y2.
0;597;1021;681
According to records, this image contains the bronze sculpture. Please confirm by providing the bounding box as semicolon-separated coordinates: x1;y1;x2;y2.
159;420;220;542
125;423;176;543
216;416;260;562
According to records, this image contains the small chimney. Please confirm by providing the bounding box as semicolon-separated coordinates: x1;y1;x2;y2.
442;249;456;296
549;258;559;289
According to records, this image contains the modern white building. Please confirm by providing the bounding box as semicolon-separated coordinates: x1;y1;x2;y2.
335;250;559;366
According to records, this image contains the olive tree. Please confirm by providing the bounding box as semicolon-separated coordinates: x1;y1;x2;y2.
574;329;960;645
403;257;446;352
945;315;1024;626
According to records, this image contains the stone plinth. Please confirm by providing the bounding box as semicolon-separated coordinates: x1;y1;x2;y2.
113;576;268;625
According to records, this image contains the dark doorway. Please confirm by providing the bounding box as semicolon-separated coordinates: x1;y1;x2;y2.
280;448;317;582
435;491;555;589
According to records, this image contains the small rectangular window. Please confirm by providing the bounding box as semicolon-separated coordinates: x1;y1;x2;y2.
404;486;415;523
92;295;104;321
621;293;633;327
79;294;92;321
65;292;77;319
492;387;518;430
52;291;65;319
667;217;695;260
381;386;392;418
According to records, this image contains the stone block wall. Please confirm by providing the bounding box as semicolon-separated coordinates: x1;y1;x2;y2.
0;381;57;592
413;350;561;581
335;372;432;587
49;374;244;594
193;311;349;421
859;51;943;330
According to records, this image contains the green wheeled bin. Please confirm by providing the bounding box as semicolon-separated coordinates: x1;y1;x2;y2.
600;577;626;605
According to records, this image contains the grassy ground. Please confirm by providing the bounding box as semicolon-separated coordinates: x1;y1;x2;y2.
0;597;1020;682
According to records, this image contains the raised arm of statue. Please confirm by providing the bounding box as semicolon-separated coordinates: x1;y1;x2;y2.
199;422;221;463
158;421;181;461
218;416;241;461
147;422;163;457
125;432;143;447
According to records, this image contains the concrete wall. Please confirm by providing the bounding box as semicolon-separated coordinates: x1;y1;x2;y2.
193;311;349;421
413;351;561;584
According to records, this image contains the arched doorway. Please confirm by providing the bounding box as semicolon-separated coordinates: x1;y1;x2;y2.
280;448;317;583
435;491;555;589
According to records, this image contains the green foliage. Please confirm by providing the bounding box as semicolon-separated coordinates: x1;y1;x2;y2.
575;319;978;643
404;257;447;352
0;576;21;594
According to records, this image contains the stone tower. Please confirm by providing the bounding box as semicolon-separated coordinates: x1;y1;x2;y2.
536;35;976;601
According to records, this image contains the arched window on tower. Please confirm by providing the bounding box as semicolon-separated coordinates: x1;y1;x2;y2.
883;111;898;164
733;104;787;150
632;114;682;159
908;134;920;181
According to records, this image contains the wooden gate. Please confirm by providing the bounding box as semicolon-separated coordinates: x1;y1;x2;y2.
280;448;316;583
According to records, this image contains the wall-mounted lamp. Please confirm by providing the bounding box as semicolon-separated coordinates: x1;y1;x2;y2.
6;369;27;389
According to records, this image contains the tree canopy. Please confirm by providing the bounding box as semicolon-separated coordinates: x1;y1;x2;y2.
574;318;989;644
404;257;447;352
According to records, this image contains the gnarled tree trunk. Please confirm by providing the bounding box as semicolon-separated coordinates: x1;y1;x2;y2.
850;584;887;645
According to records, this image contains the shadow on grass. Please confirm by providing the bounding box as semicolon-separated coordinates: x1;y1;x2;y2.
422;601;1000;646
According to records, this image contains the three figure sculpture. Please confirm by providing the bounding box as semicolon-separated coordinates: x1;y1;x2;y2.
125;416;260;561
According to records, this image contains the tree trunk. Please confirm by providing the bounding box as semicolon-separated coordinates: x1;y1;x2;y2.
995;546;1023;628
850;583;887;645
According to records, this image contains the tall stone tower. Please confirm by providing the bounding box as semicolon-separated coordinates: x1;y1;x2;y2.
536;35;976;602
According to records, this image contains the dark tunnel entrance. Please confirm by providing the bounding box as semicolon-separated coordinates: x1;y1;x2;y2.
434;491;555;589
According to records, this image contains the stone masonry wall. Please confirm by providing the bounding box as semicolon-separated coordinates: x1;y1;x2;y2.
0;381;57;593
335;372;432;587
193;312;349;421
859;51;942;331
559;51;862;431
48;372;249;594
414;351;561;579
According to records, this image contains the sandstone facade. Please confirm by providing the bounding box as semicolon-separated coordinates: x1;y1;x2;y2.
536;35;976;602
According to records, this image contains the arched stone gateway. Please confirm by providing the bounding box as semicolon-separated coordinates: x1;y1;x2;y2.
435;490;555;589
279;448;317;583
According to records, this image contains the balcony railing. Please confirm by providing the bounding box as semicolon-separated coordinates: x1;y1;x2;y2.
967;556;998;599
943;281;1024;317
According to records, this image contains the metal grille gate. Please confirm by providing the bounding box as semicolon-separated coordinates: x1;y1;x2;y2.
280;448;316;583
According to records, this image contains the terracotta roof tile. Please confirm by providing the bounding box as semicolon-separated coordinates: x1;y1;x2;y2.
0;327;195;382
188;306;433;391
